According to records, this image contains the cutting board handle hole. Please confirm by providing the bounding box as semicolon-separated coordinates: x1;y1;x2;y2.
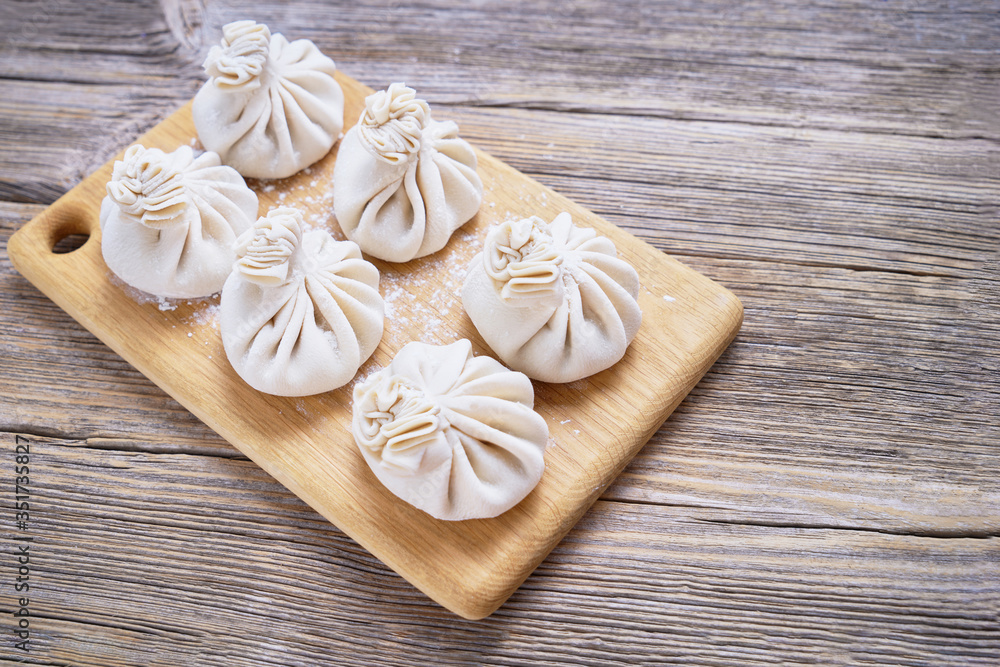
45;206;95;255
52;233;90;254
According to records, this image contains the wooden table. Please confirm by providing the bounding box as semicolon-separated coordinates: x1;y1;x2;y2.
2;1;997;664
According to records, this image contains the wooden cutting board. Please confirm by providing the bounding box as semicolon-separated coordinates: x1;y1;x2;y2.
7;72;743;619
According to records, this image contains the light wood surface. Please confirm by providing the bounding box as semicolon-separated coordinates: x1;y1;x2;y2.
8;73;742;619
1;0;998;664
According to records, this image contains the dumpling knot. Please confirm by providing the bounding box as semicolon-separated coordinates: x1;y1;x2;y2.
484;217;563;302
355;373;441;474
204;20;272;90
234;207;303;286
106;144;190;229
358;83;431;164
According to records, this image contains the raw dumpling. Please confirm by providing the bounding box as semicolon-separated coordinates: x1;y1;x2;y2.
220;207;384;396
462;211;642;383
193;20;345;179
333;83;483;262
352;339;548;521
100;143;258;298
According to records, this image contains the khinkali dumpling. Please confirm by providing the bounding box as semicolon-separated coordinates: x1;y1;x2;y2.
220;207;384;396
352;339;548;521
462;212;642;383
333;83;483;262
100;143;258;298
193;20;345;179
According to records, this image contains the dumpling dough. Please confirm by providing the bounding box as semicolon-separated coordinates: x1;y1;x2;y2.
193;20;345;179
352;339;548;521
220;207;384;396
462;212;642;383
100;143;258;298
333;83;483;262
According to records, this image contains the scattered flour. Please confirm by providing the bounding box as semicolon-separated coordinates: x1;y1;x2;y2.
377;230;480;349
184;302;221;331
108;272;175;310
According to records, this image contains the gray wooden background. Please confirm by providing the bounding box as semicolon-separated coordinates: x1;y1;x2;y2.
1;0;998;665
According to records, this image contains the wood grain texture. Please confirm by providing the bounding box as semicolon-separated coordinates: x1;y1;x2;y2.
2;434;996;666
1;0;998;663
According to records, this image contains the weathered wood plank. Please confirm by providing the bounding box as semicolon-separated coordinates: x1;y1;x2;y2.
0;81;194;204
4;94;997;278
0;203;230;446
4;202;997;535
7;435;998;666
4;0;998;137
608;252;999;533
447;107;999;278
2;0;998;205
